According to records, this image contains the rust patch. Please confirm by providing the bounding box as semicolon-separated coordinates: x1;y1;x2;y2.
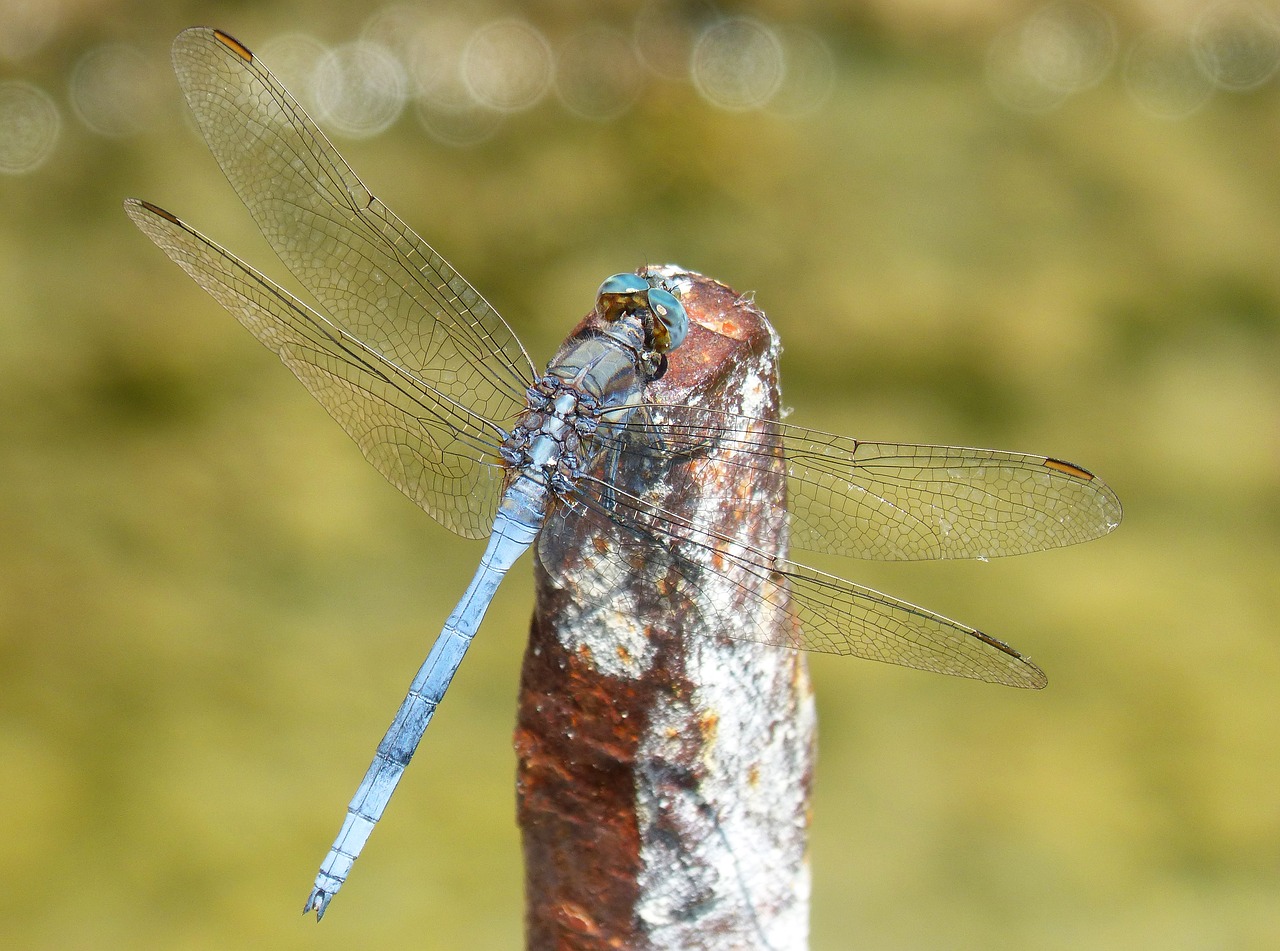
556;901;602;937
516;616;647;948
699;712;720;745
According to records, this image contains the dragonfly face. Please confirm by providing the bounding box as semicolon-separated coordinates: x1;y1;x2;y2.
595;271;690;355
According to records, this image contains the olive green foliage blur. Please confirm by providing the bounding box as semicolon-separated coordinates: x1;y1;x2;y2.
2;1;1277;948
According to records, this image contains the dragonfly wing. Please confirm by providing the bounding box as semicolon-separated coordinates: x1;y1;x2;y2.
169;27;534;426
545;479;1046;688
602;407;1122;561
781;430;1121;560
126;199;505;538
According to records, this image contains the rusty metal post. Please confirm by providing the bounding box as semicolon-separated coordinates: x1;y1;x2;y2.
515;268;817;950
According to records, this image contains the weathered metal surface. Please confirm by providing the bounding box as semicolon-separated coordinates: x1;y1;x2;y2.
516;267;816;951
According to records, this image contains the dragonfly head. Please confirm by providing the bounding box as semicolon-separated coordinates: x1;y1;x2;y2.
595;272;689;355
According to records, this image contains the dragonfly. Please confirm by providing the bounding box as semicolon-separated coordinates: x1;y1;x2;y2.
125;27;1121;920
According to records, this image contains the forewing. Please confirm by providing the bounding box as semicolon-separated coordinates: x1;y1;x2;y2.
169;27;534;427
782;429;1121;559
600;407;1122;561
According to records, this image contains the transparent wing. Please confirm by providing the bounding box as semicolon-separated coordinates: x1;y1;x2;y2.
598;406;1122;561
125;199;506;538
542;478;1046;688
170;27;535;425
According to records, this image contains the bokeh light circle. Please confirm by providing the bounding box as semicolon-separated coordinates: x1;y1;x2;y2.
258;33;330;118
1192;1;1280;91
1022;1;1118;93
691;16;785;112
986;24;1072;112
399;14;506;148
462;19;553;113
68;43;159;137
313;41;407;139
0;81;60;175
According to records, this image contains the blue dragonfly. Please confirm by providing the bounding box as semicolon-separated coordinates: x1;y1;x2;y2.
125;28;1121;920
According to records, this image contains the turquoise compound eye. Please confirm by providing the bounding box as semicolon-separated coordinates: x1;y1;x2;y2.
645;287;688;352
597;273;650;297
595;272;652;323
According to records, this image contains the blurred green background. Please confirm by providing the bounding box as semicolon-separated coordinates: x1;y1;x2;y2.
3;0;1278;947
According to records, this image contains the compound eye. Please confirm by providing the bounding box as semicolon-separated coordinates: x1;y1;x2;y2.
597;273;650;297
646;287;688;352
595;272;651;322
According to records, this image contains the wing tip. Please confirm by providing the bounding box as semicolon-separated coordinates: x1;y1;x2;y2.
970;628;1049;689
1017;662;1049;690
173;26;254;64
1042;455;1124;538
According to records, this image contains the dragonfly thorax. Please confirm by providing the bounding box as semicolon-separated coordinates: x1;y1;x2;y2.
500;376;603;495
506;303;672;497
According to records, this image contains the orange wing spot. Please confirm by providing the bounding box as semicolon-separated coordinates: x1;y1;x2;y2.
138;200;180;225
214;30;254;63
1043;457;1094;481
